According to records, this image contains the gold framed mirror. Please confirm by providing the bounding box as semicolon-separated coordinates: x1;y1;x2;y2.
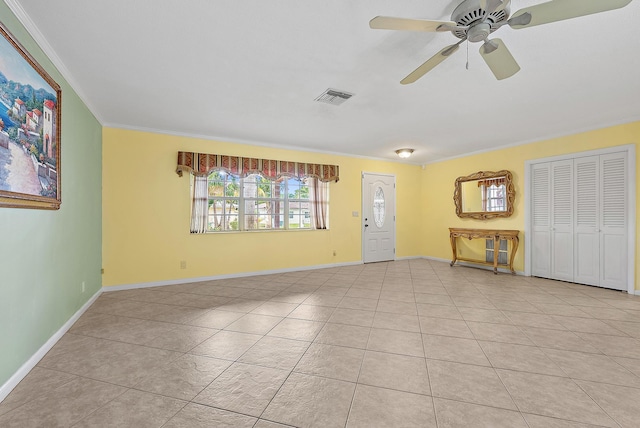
453;170;515;219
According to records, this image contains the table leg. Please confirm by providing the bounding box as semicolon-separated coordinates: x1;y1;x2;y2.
493;236;499;274
449;234;457;267
509;236;519;274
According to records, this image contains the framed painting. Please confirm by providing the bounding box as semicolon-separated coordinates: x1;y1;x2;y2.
0;21;61;209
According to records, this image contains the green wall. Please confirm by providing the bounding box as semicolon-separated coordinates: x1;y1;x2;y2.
0;3;102;387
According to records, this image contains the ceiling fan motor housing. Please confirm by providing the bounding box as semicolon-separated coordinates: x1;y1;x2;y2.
467;23;491;42
451;0;510;40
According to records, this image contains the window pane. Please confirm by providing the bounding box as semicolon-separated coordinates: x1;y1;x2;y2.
257;200;271;215
245;215;260;230
226;200;239;230
208;172;226;197
244;199;258;214
259;177;272;198
288;178;300;199
288;178;309;200
208;200;224;231
243;174;274;198
271;201;284;229
225;178;239;197
373;186;385;228
243;175;259;198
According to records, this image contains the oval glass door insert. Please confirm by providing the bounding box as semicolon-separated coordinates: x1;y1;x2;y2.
373;186;385;227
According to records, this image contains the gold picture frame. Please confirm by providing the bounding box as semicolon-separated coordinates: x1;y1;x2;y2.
0;21;62;210
453;170;515;220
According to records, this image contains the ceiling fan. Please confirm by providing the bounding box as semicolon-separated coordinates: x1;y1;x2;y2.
370;0;633;83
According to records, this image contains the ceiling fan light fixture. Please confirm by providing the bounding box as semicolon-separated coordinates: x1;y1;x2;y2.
395;148;415;158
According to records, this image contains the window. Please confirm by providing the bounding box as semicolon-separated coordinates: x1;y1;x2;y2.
486;238;508;264
206;171;316;232
484;183;506;212
207;171;239;231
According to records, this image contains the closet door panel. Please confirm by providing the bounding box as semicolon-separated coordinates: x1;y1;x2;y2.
550;160;574;282
600;152;627;290
531;163;551;278
601;234;626;288
574;156;599;286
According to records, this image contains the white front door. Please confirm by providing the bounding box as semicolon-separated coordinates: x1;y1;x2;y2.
362;173;395;263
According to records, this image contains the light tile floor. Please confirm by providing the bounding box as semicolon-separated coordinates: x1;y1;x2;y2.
2;260;640;427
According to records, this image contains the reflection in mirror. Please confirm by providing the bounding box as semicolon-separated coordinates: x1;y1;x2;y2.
461;177;506;213
454;170;514;220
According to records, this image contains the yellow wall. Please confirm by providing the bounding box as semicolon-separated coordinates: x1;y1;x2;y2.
422;121;640;290
102;127;423;287
103;122;639;290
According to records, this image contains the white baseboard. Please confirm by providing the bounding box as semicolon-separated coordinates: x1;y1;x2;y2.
422;255;455;264
102;261;364;292
0;289;102;403
394;256;424;261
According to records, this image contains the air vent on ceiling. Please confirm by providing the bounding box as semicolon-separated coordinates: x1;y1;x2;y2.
315;89;354;106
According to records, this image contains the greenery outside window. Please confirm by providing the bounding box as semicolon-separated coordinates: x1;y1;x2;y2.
207;171;313;232
484;184;506;212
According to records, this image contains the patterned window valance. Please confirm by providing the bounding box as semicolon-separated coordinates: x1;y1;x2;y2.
477;177;506;188
176;151;339;182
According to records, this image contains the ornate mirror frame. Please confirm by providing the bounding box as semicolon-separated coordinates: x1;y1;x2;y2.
453;170;515;220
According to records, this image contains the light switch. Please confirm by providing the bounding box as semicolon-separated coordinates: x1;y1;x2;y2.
352;211;359;217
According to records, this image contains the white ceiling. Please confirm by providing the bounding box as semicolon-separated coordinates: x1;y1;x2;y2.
7;0;640;164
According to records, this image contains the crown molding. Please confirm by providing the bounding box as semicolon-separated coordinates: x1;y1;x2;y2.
3;0;104;124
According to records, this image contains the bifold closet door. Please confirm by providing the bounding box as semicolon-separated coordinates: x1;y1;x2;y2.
600;152;627;290
531;159;574;282
550;160;574;282
531;151;628;290
574;156;599;286
531;163;551;278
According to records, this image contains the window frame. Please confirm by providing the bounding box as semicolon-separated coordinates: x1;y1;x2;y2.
206;171;313;232
484;183;506;212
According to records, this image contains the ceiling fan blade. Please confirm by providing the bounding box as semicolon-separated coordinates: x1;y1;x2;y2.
370;16;458;32
401;42;462;85
480;0;510;14
509;0;632;29
479;38;520;80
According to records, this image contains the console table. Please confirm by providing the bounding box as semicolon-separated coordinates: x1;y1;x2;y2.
449;228;519;274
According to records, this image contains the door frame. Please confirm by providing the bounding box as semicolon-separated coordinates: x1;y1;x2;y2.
524;144;636;294
361;172;396;263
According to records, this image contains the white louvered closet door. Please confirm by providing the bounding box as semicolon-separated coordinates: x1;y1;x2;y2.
574;156;600;286
550;160;574;282
600;152;627;290
530;150;629;290
531;163;551;278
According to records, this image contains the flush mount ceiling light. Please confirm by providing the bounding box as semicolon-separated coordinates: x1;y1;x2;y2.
395;148;415;158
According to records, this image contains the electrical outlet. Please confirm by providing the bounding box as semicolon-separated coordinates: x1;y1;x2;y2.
180;260;187;269
81;281;86;293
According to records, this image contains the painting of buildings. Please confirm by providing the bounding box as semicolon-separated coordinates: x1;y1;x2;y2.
0;22;60;206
